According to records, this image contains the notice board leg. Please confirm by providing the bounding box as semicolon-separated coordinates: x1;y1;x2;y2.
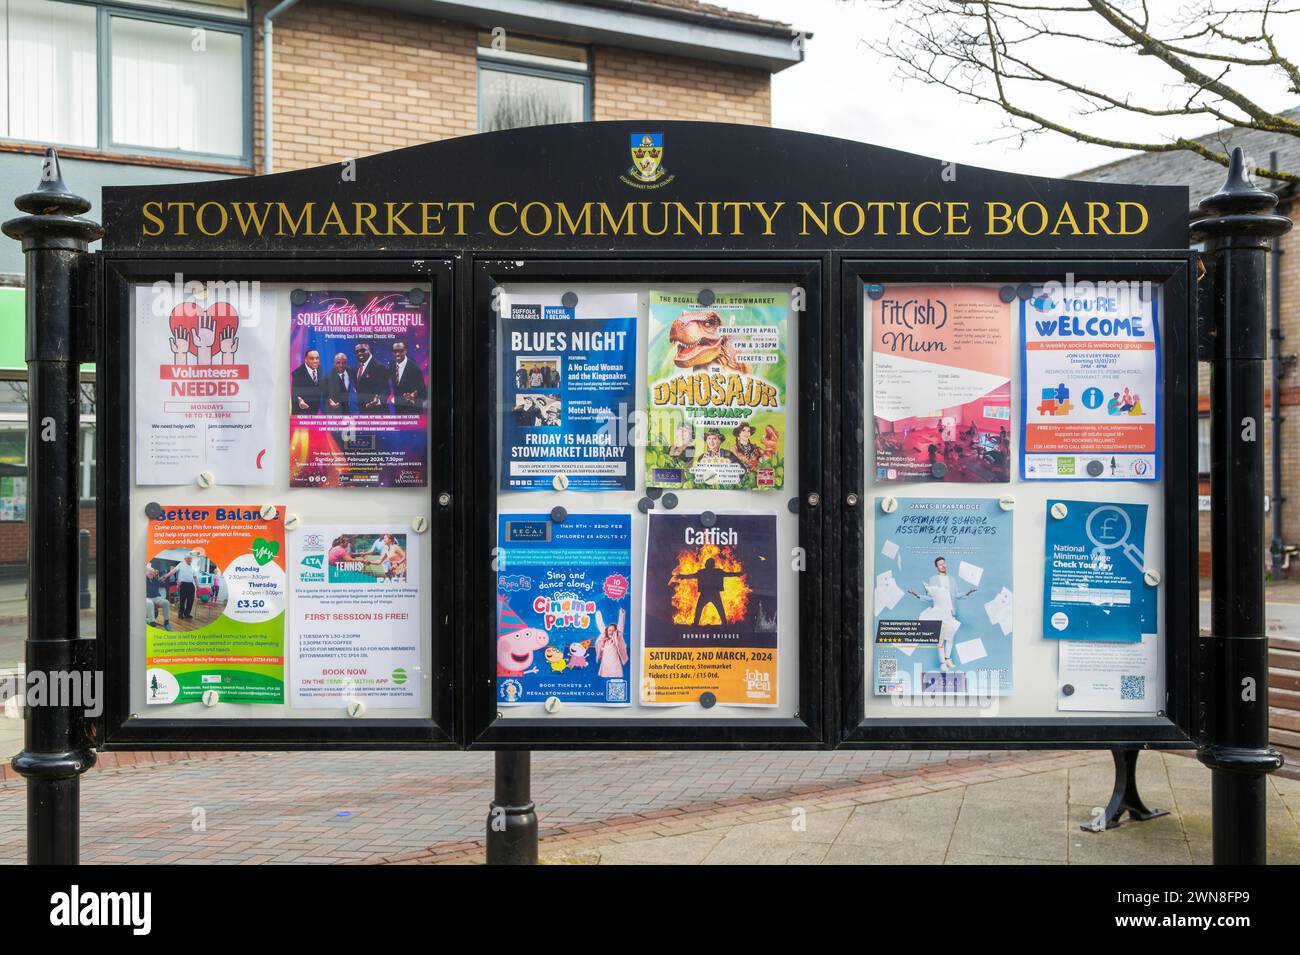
486;750;537;865
1193;147;1289;865
2;149;102;865
1081;748;1168;832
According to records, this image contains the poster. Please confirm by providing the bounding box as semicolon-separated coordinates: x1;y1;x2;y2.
134;284;278;485
289;526;422;709
1021;283;1159;480
645;291;787;490
871;284;1012;482
1058;634;1159;712
144;505;286;705
500;293;636;491
289;290;430;488
1043;500;1155;642
873;497;1013;697
642;512;778;706
496;514;633;706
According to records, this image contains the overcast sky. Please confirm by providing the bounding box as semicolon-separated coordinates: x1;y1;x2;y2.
725;0;1300;179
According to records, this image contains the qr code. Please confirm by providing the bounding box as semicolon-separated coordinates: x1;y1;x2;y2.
878;658;898;679
606;680;627;703
1120;675;1146;701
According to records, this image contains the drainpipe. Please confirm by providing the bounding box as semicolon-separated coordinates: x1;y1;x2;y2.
262;0;302;175
1269;150;1297;576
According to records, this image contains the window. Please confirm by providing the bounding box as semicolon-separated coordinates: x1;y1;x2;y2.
0;0;249;163
79;423;95;500
477;32;589;133
1198;414;1210;475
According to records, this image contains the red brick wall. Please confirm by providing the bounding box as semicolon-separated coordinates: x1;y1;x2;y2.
0;504;96;566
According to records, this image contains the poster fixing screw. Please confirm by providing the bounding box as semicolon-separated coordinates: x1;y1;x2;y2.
347;701;366;718
560;291;578;309
699;691;717;709
145;502;163;520
700;511;716;527
407;288;426;307
865;283;885;300
202;690;220;707
1144;569;1162;587
999;494;1015;511
697;288;715;306
552;474;569;491
788;497;800;514
290;288;307;307
998;285;1017;303
550;506;567;523
260;503;278;521
544;696;562;714
1016;283;1033;301
1050;502;1069;520
645;486;663;500
438;491;452;507
881;497;898;513
638;497;655;513
196;470;215;489
411;515;429;533
284;513;300;531
662;492;678;509
930;461;949;479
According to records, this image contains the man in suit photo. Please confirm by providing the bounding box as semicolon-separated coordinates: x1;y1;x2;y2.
390;340;427;413
324;352;356;415
354;341;391;414
290;348;325;415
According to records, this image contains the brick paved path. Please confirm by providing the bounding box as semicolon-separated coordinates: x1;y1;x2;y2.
0;748;967;864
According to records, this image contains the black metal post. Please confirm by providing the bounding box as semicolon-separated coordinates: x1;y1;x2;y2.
3;149;101;865
486;750;537;864
1193;147;1289;865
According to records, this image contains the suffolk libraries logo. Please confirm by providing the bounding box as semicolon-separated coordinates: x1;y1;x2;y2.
621;132;675;190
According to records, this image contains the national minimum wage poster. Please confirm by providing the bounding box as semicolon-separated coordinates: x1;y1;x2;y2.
642;512;778;706
289;290;430;488
144;505;286;705
500;294;636;491
289;526;422;709
134;283;278;485
872;498;1013;698
645;291;787;491
497;514;633;706
1021;283;1159;480
871;284;1012;482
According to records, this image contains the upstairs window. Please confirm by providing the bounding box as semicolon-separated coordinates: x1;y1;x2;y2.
477;32;589;133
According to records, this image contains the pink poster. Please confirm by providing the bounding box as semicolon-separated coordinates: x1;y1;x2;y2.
870;284;1012;482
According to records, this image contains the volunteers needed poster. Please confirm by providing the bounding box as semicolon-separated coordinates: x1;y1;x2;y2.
290;527;422;708
871;284;1012;483
645;291;787;491
642;512;778;706
1021;282;1159;480
134;283;278;485
496;514;633;706
289;290;430;488
873;498;1013;697
144;505;286;704
500;293;636;491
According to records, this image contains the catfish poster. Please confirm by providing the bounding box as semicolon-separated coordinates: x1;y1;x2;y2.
134;283;278;485
642;512;778;706
496;514;633;706
144;505;286;705
289;290;430;488
645;291;787;491
871;284;1012;482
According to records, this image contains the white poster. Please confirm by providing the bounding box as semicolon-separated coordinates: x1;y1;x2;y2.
289;525;422;709
1057;634;1159;712
134;282;279;485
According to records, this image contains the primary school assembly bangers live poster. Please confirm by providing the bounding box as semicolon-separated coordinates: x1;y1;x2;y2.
872;284;1012;483
642;512;778;706
289;290;430;488
646;291;787;491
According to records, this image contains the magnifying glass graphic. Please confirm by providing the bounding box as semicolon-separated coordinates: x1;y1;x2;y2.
1085;505;1145;572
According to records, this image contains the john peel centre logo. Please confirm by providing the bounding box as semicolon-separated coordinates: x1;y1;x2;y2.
620;132;675;190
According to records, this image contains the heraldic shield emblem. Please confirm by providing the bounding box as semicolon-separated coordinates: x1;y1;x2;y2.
625;132;671;187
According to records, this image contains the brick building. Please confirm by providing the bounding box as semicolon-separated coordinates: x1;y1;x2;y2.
1073;113;1300;579
0;0;805;667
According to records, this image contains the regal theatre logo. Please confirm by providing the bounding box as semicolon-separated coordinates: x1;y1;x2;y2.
621;132;674;189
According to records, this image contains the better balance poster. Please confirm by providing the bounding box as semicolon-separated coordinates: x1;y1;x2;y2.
645;291;787;491
871;284;1012;483
144;505;286;705
641;512;778;706
1021;283;1159;480
873;497;1013;698
289;526;422;709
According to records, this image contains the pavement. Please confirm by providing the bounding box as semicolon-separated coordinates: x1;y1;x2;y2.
0;747;1295;864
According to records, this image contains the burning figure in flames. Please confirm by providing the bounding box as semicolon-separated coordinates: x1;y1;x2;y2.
670;548;749;626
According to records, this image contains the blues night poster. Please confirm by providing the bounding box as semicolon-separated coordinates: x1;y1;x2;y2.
288;290;430;488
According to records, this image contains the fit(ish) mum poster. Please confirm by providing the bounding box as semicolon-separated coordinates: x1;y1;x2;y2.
871;284;1012;483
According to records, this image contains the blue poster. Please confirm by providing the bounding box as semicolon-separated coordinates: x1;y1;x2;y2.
873;498;1014;698
496;513;632;706
1043;500;1154;642
500;313;636;491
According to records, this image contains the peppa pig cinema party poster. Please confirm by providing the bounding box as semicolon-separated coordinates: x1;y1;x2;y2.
496;513;633;706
